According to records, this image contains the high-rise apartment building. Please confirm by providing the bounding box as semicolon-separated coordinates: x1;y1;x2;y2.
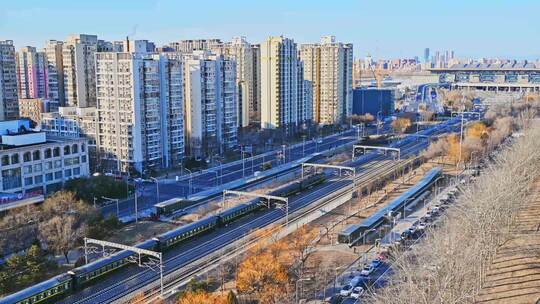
251;44;261;125
0;40;19;120
217;37;260;128
18;98;57;127
62;34;98;108
123;39;155;53
183;51;237;158
16;46;48;100
260;36;311;130
171;39;223;53
43;40;65;105
300;36;353;125
95;52;184;173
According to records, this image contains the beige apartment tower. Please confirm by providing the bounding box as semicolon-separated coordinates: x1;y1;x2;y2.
300;36;353;125
62;34;98;108
260;36;310;130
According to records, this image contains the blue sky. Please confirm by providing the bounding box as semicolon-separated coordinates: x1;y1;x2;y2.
1;0;539;59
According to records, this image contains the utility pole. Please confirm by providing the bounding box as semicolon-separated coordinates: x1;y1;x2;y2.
458;103;465;168
134;183;138;223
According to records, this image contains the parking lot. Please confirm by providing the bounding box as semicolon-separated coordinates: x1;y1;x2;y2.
324;179;466;304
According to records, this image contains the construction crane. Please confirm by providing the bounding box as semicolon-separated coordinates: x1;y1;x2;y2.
369;65;390;88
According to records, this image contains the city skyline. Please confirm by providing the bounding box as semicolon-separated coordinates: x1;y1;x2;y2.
1;0;539;60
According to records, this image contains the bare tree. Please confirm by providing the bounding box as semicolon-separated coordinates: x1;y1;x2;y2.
38;216;87;264
369;121;540;304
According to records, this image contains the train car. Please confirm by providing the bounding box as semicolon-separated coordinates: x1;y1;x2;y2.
70;239;158;287
0;273;73;304
337;224;364;244
337;168;442;245
154;216;219;250
269;173;327;199
216;201;262;225
300;173;326;190
154;198;194;216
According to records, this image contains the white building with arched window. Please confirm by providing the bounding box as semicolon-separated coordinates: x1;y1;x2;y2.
0;120;89;210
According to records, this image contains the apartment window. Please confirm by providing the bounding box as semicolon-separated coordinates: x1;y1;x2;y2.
44;149;52;158
64;145;70;155
34;164;42;172
45;173;53;181
1;156;9;166
54;171;62;179
81;155;87;163
23;152;31;162
24;177;33;186
81;143;86;152
34;175;43;184
73;168;80;176
53;147;60;157
2;168;22;190
32;150;41;161
72;144;78;153
44;161;52;170
54;160;62;168
11;154;19;164
64;169;72;178
23;165;32;174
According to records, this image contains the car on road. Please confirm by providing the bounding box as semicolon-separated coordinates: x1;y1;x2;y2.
340;284;354;297
371;258;382;269
350;286;365;299
360;264;375;276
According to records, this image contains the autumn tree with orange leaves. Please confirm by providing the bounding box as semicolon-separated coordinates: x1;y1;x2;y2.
176;290;230;304
235;226;319;304
391;118;412;134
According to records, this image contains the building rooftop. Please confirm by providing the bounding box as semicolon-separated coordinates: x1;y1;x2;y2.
430;61;540;71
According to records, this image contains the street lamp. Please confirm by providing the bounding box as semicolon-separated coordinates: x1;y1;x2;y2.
102;196;120;217
149;177;159;205
241;148;254;177
134;182;139;223
215;158;222;186
302;135;306;157
185;168;193;197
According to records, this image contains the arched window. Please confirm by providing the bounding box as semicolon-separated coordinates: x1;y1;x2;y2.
63;145;70;155
10;154;19;164
72;144;78;154
53;147;60;157
81;143;86;152
44;149;52;159
33;150;41;161
1;155;9;166
23;152;31;162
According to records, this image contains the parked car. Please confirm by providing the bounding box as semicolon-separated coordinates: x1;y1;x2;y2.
371;258;382;268
349;276;363;287
340;284;354;297
350;286;365;299
360;264;375;276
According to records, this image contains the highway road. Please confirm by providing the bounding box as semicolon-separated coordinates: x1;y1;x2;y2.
57;118;463;304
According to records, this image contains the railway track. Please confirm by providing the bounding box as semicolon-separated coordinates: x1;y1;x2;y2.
63;119;463;304
112;143;426;304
